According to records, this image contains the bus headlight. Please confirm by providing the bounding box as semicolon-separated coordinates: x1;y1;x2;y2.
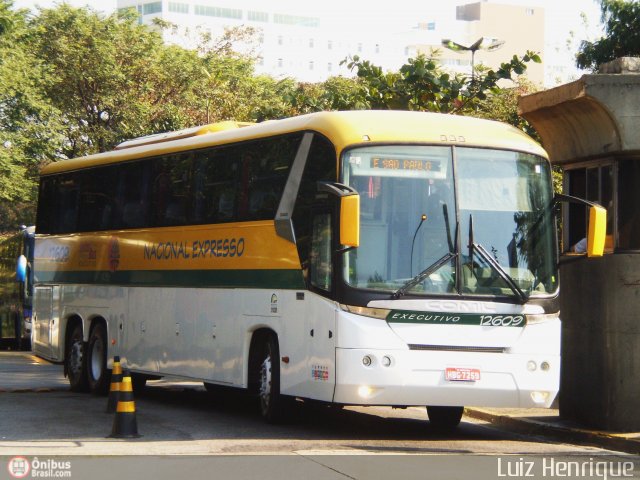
531;391;550;404
339;304;390;320
358;385;374;398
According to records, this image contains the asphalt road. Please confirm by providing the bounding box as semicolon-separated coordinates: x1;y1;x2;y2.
0;352;638;480
0;351;632;455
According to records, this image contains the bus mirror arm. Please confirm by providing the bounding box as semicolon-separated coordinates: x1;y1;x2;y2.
554;193;600;209
554;194;607;257
317;181;358;197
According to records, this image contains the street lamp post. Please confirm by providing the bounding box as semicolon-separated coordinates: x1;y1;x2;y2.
441;37;505;82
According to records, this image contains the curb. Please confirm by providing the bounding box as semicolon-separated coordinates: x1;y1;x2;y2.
465;408;640;455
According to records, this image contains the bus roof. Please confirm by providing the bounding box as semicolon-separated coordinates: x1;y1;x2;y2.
41;110;547;175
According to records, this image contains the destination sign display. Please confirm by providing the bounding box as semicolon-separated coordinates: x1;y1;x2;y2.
371;158;441;172
347;150;449;179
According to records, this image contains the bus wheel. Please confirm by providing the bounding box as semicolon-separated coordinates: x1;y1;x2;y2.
426;406;464;431
87;323;109;395
66;323;88;392
258;335;286;423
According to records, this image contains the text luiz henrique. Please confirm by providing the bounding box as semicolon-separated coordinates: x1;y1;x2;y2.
143;238;245;260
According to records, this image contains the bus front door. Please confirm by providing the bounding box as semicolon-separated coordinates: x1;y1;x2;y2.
33;286;54;359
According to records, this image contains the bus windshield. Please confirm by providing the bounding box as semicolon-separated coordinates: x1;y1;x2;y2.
341;145;558;299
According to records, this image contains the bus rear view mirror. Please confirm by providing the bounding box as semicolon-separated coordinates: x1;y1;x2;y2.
317;181;360;248
555;194;607;257
587;205;606;257
16;254;27;283
340;194;360;248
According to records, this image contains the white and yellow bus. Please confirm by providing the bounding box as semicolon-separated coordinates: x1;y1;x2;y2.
32;111;605;427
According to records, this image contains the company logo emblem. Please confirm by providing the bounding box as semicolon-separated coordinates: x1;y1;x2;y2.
7;457;30;478
108;237;120;273
78;242;98;267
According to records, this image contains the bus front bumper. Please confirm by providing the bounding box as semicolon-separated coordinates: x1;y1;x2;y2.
333;347;559;408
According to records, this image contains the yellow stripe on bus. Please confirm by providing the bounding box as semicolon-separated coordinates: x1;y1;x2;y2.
34;221;301;274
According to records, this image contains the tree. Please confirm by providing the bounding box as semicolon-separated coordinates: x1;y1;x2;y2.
28;5;200;157
0;0;65;229
576;0;640;71
342;51;541;117
473;77;540;139
27;5;285;154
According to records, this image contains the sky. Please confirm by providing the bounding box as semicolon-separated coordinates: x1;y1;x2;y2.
12;0;605;83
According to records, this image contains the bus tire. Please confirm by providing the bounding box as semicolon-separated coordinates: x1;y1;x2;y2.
426;406;464;431
66;323;89;392
87;323;109;395
258;334;286;423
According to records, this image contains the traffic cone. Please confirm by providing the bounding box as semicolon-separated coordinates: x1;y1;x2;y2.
106;356;122;413
109;368;141;438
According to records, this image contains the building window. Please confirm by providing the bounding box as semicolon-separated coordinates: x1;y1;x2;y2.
375;43;380;54
194;5;242;19
526;8;535;15
427;22;436;30
357;43;362;53
277;58;283;68
328;62;332;72
277;35;283;45
327;40;332;50
309;38;314;48
309;61;314;70
168;2;188;14
273;14;319;27
142;2;162;15
618;160;640;250
565;163;614;252
248;11;268;22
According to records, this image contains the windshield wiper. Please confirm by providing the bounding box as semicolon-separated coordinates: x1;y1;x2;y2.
466;213;528;304
392;252;457;299
471;243;528;303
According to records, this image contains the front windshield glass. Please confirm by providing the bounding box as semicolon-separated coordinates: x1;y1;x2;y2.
341;145;558;298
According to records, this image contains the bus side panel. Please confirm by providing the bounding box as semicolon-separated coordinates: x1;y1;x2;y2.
126;286;240;382
126;287;164;375
283;292;336;402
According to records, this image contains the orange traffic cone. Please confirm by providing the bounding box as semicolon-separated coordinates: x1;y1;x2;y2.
109;368;141;438
106;356;122;413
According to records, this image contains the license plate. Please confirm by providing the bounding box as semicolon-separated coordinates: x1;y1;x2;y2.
445;367;481;382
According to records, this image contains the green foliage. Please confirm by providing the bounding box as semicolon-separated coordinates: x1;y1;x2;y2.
342;51;541;117
576;0;640;71
0;0;65;228
472;78;540;140
29;5;182;156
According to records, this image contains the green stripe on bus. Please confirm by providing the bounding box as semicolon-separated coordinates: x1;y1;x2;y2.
35;269;306;289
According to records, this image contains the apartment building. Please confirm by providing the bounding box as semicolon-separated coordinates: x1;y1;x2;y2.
404;2;545;86
116;0;398;82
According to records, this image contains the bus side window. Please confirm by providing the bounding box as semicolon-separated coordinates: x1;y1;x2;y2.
310;213;332;292
291;135;337;277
